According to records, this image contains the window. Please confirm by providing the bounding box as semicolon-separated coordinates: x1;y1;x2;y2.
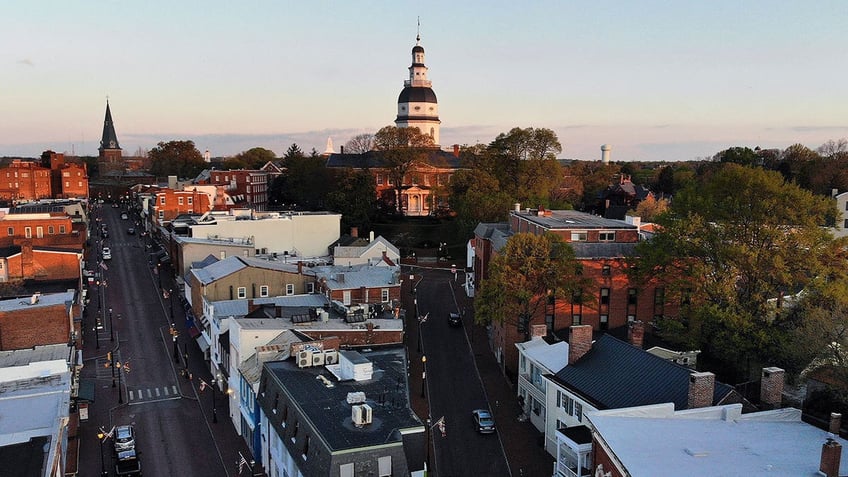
376;174;384;185
188;197;193;205
340;463;354;477
63;171;70;177
286;284;294;295
570;231;587;242
627;288;638;306
602;264;611;276
260;285;269;297
6;227;12;236
24;227;31;238
65;181;70;187
560;392;574;415
36;226;43;238
158;211;165;220
654;287;665;318
572;315;582;325
378;456;392;477
599;231;615;242
381;288;389;302
237;287;247;299
78;181;83;187
59;225;66;234
600;314;609;330
575;402;583;422
220;251;226;259
178;197;184;205
845;218;848;229
600;288;610;305
533;397;542;416
48;226;54;235
160;196;165;205
306;282;315;293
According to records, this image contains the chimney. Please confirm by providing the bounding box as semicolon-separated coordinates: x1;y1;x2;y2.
530;324;547;339
453;144;460;157
759;367;785;410
688;372;715;409
820;438;842;477
568;325;593;365
340;145;344;154
830;413;843;435
350;227;358;238
514;203;521;212
628;320;644;349
369;230;374;242
297;261;303;274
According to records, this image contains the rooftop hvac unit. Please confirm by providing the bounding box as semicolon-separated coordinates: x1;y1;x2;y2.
297;350;313;368
312;352;325;366
324;349;339;365
351;404;373;426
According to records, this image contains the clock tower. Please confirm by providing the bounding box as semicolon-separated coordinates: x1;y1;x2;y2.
395;31;441;146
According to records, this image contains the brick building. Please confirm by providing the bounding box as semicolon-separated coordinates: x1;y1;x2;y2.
0;291;78;351
209;170;269;211
0;212;86;252
0;160;53;202
0;243;83;283
147;188;213;227
474;207;676;376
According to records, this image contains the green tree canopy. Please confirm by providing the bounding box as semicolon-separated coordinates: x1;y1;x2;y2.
232;147;276;169
373;126;435;214
631;163;839;380
476;233;585;340
326;169;376;233
148;140;206;179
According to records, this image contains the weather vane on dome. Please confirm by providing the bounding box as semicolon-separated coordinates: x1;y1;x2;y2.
416;16;420;44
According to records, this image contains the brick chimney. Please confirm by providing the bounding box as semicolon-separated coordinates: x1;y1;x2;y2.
531;324;547;339
759;367;785;410
453;144;460;157
568;325;593;365
688;372;715;409
820;438;842;477
350;227;358;238
830;412;842;435
297;261;303;274
628;320;644;349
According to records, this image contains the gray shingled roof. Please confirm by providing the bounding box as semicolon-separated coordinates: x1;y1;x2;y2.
191;256;247;285
552;334;733;410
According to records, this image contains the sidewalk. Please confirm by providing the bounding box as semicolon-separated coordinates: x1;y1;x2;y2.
404;266;554;477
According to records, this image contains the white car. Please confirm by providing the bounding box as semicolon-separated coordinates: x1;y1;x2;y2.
102;247;112;260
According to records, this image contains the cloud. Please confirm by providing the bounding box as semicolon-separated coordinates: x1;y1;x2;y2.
17;59;34;67
788;126;848;133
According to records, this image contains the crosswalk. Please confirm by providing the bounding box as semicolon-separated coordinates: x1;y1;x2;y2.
128;385;181;404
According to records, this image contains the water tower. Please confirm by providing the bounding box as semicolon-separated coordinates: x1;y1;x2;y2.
601;144;612;165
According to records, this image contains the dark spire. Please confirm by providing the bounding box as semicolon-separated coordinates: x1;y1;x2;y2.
99;100;121;151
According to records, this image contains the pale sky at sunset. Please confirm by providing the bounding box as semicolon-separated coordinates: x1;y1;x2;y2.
2;1;846;161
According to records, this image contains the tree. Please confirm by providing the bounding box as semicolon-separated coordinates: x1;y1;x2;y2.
326;169;376;232
778;143;818;183
345;133;375;154
447;168;512;233
373;126;435;214
487;127;562;193
148;140;206;179
269;155;331;210
713;146;759;167
631;163;839;381
284;143;305;160
631;194;669;222
233;147;276;169
817;138;848;159
475;233;584;341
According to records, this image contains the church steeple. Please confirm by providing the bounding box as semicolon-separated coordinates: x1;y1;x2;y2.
99;100;121;152
395;24;441;146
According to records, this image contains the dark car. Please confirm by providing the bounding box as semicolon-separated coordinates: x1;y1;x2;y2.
448;312;462;327
127;227;135;235
114;425;135;452
472;409;496;434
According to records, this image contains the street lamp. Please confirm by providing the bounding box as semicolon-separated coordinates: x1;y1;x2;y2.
157;262;161;288
109;307;114;341
172;327;179;362
212;375;219;423
116;361;124;404
421;355;427;398
96;431;108;477
169;288;175;322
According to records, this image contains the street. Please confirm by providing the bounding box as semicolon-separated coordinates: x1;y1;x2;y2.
78;204;250;477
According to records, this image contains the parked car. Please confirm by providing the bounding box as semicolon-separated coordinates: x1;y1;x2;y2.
114;425;135;452
121;213;128;220
115;449;141;476
127;227;135;235
102;247;112;260
472;409;496;434
448;312;462;327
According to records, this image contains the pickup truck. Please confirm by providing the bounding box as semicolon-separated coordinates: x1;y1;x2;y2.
115;449;141;476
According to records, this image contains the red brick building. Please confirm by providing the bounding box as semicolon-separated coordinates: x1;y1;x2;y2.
148;188;213;226
0;160;53;202
0;212;86;252
0;242;83;283
0;291;78;350
209;170;269;211
474;207;676;376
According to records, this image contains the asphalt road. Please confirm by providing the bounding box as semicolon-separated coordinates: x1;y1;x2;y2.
78;204;247;477
416;269;510;477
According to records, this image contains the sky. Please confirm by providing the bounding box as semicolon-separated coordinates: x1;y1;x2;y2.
2;1;847;162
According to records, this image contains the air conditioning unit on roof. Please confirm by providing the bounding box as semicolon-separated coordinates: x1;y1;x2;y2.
312;352;325;366
297;350;313;368
324;349;339;365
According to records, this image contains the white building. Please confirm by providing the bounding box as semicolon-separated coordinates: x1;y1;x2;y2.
516;326;569;435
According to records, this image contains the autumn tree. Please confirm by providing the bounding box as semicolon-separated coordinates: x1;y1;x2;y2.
373;126;434;214
475;233;585;341
631;194;669;222
148;140;206;179
345;133;376;154
631;163;839;380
